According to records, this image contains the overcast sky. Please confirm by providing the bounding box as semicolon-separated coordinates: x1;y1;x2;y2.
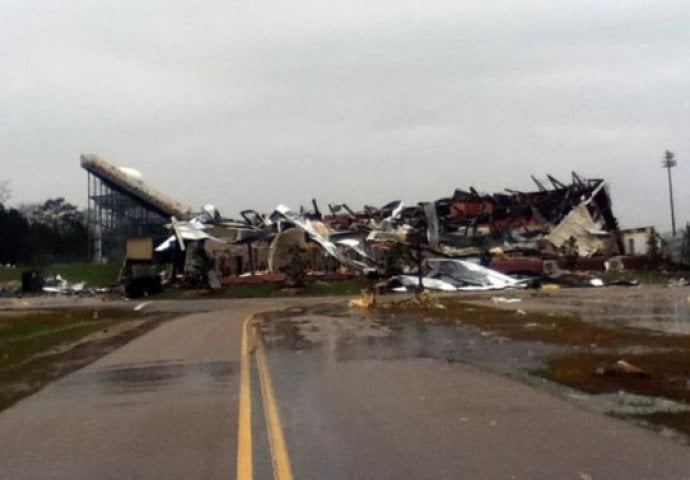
2;0;689;231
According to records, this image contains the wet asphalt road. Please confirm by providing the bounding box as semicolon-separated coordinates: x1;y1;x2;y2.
0;307;246;480
2;296;690;479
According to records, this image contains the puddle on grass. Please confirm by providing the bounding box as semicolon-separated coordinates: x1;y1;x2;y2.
524;289;690;335
588;301;690;335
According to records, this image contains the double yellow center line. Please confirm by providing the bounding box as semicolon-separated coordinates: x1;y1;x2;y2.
237;316;295;480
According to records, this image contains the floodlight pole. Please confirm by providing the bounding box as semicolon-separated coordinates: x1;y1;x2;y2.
663;150;678;236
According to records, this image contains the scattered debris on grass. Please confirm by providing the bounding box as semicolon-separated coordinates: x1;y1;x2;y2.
595;359;649;378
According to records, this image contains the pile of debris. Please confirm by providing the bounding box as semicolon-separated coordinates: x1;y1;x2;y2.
15;270;92;296
151;172;622;292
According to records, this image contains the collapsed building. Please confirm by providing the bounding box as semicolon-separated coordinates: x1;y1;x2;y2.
423;172;619;257
156;175;621;288
82;155;621;289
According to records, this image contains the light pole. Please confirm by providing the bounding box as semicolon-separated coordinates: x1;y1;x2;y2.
663;150;678;236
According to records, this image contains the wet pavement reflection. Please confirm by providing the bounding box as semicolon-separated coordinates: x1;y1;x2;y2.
260;307;560;373
58;360;238;395
257;293;690;443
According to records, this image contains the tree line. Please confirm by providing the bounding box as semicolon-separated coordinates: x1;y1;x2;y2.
0;197;88;265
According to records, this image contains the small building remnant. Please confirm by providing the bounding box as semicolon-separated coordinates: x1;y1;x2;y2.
620;227;656;256
121;237;161;298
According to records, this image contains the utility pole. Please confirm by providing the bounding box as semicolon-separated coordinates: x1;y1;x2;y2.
663;150;678;236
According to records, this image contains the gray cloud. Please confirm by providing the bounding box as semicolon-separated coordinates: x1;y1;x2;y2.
1;0;689;230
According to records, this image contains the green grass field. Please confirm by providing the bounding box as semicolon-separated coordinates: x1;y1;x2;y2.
0;263;120;287
0;309;171;412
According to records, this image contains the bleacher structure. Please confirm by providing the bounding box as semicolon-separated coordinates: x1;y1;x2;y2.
81;154;190;262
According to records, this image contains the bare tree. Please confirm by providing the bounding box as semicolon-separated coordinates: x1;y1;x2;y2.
0;180;10;204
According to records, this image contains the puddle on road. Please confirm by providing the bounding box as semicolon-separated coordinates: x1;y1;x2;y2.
61;360;238;395
257;295;690;442
261;306;560;371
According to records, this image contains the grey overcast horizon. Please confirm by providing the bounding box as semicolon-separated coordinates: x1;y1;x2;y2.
2;0;689;232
